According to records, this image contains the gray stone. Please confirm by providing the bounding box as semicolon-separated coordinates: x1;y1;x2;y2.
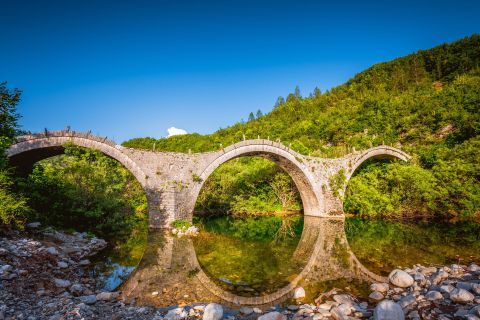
46;247;58;255
203;303;223;320
26;222;41;228
389;269;414;288
293;287;306;299
258;312;286;320
450;288;474;303
96;291;119;301
239;307;253;315
69;283;83;296
78;295;96;305
165;307;187;320
54;278;71;288
439;284;454;293
399;294;416;308
369;291;384;301
457;282;473;291
78;259;90;266
425;290;443;301
467;263;480;272
333;294;355;305
57;261;68;269
371;283;389;293
373;300;405;320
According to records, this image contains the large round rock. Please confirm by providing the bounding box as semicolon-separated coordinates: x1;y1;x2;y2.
449;288;474;303
203;303;223;320
388;269;414;288
374;300;405;320
258;311;286;320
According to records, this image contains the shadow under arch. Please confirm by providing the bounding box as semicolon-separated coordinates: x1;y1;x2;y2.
345;146;411;184
7;132;148;188
120;216;385;308
193;141;324;217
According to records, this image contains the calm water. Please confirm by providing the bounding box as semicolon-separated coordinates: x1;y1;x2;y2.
92;215;480;306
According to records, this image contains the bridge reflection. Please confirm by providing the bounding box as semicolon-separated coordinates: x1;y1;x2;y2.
120;217;385;308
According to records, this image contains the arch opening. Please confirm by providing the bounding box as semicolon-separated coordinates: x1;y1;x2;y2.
193;144;323;218
190;150;315;298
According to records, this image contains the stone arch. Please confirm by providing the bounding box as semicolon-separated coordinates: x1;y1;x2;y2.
345;146;411;183
193;140;324;217
7;131;148;190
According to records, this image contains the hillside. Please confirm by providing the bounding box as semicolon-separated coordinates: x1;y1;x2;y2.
124;35;480;220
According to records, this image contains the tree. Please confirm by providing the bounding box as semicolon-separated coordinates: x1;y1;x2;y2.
0;82;21;168
248;112;255;122
274;96;285;108
0;82;29;227
256;109;263;119
313;87;322;98
294;85;301;98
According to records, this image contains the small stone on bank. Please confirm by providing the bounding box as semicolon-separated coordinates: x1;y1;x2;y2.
388;269;414;288
258;311;286;320
203;303;223;320
373;300;405;320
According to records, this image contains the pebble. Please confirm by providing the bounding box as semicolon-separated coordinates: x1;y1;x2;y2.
54;278;71;288
373;300;405;320
258;311;286;320
449;288;474;303
203;303;223;320
425;290;443;301
389;269;414;288
369;291;384;301
293;287;306;299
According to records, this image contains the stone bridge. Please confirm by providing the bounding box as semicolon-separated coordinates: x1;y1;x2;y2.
6;131;411;228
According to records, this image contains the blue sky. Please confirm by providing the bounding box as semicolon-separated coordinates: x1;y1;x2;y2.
1;0;479;142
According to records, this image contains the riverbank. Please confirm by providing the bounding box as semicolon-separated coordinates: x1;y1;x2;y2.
1;227;480;319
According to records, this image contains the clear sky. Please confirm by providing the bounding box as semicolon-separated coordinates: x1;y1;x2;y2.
1;0;479;142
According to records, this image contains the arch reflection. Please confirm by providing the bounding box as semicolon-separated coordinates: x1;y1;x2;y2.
121;217;384;307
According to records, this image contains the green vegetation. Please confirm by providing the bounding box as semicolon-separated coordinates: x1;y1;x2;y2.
194;215;303;242
15;144;148;240
195;157;301;216
0;82;30;227
125;35;480;221
171;219;192;229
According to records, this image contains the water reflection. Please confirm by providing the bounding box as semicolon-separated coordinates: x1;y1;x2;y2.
120;217;382;307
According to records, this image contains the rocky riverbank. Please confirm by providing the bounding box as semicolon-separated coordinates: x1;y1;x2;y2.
1;228;479;320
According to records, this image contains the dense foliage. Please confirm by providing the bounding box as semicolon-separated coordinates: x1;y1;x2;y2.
125;35;480;220
17;144;148;239
195;157;301;216
0;82;30;227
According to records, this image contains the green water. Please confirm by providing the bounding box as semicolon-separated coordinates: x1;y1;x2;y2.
191;215;306;296
94;216;480;302
346;218;480;276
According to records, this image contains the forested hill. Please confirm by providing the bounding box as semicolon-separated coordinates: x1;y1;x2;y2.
123;35;479;220
123;34;480;159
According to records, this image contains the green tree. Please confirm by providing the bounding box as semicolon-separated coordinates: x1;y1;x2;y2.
248;112;255;122
0;82;21;169
274;96;285;108
256;109;263;119
294;85;301;98
0;82;30;227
